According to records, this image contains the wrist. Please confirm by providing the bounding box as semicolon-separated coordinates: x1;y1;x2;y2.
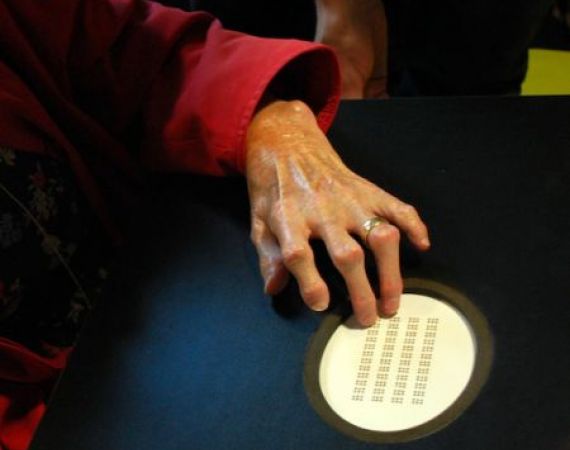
249;100;316;138
245;100;317;166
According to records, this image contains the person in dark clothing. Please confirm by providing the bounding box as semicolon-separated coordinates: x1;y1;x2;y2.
188;0;557;97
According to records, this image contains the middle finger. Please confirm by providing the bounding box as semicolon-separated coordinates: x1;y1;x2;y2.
321;225;378;326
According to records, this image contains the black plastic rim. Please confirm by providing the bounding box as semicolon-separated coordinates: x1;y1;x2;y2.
303;278;494;444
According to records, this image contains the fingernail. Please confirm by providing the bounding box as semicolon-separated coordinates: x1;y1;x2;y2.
312;301;329;312
421;237;431;247
381;297;400;317
362;314;377;327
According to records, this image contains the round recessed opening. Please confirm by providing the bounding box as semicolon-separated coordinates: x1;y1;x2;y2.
304;279;493;443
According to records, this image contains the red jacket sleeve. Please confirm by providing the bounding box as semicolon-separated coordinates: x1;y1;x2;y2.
0;2;340;449
0;0;341;176
141;18;341;174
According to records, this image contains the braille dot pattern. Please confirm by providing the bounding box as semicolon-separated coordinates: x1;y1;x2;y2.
351;317;439;406
351;322;380;401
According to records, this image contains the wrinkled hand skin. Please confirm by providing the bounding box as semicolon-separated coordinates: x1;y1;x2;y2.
245;100;430;326
315;0;389;99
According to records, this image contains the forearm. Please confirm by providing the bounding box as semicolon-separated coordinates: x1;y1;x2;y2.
314;0;389;98
315;0;384;25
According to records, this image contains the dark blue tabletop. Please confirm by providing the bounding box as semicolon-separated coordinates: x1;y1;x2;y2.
32;97;570;450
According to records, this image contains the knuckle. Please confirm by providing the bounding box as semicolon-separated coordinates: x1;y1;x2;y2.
398;203;418;218
400;203;418;216
369;224;400;246
332;244;364;268
282;245;310;267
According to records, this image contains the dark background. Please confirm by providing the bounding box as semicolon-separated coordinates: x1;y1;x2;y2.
157;0;568;95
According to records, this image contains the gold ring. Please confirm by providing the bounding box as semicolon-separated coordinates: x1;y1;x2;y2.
362;216;388;247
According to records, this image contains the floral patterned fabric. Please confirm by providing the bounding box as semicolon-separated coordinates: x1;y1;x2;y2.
0;147;108;356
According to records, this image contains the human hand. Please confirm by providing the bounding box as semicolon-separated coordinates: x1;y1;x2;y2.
245;100;429;326
315;0;389;99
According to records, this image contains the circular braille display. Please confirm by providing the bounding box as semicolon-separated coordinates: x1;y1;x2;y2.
304;279;493;443
320;294;475;431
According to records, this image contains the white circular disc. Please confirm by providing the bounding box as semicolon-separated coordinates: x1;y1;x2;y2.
318;293;477;432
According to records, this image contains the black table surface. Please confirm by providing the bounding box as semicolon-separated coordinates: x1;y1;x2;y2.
32;97;570;450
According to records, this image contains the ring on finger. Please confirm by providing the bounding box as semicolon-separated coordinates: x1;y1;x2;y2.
362;216;389;248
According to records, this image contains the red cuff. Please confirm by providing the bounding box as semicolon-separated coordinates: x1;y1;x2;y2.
141;20;341;176
232;43;341;173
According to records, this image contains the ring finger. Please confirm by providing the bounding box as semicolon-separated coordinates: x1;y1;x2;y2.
361;218;403;317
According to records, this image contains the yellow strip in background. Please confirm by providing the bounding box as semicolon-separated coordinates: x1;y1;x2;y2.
522;48;570;95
